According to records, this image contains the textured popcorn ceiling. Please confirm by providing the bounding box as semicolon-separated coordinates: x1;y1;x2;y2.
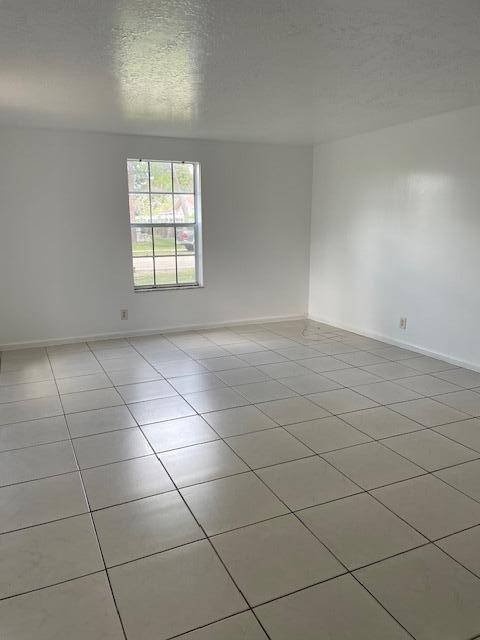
1;0;480;143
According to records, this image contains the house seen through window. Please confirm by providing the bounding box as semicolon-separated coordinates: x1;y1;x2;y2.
127;159;202;289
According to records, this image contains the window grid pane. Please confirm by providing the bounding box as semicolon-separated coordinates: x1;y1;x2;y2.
150;162;173;193
131;227;153;257
173;163;194;194
154;257;177;286
177;255;196;284
132;257;154;287
127;160;200;289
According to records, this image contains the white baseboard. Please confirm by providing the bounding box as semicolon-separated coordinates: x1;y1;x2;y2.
308;314;480;374
5;312;478;374
0;313;307;351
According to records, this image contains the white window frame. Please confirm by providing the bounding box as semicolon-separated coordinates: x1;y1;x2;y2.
127;159;203;291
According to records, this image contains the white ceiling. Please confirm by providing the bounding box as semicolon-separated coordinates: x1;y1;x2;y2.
2;0;480;144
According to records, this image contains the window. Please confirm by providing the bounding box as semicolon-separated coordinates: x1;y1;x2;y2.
127;159;203;290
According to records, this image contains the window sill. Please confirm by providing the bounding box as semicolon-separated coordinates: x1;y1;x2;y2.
134;284;204;293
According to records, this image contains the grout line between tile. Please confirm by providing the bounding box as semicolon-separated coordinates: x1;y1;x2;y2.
2;320;480;640
47;346;130;640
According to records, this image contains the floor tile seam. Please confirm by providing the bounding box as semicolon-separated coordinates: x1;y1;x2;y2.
62;345;130;640
132;422;275;639
0;434;73;454
0;569;106;604
4;423;478;494
364;474;480;542
196;414;432;640
110;347;258;618
378;432;480;471
0;389;60;404
429;426;480;454
5;324;480;635
428;393;480;418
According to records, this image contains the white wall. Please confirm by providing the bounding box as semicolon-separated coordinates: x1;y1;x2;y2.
309;104;480;369
0;127;312;347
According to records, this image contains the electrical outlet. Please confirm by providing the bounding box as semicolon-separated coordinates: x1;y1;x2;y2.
399;317;407;330
121;309;128;320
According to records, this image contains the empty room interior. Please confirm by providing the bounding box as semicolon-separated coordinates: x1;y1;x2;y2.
2;2;480;639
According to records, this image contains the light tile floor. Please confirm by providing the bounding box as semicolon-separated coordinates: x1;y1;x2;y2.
1;319;480;639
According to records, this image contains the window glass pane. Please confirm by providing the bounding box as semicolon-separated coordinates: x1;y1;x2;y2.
152;194;174;223
150;162;172;193
128;159;201;290
177;255;196;284
153;227;175;255
129;194;150;223
133;257;154;287
127;160;149;192
174;194;195;223
131;227;153;257
173;163;194;193
155;257;177;285
176;227;195;255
